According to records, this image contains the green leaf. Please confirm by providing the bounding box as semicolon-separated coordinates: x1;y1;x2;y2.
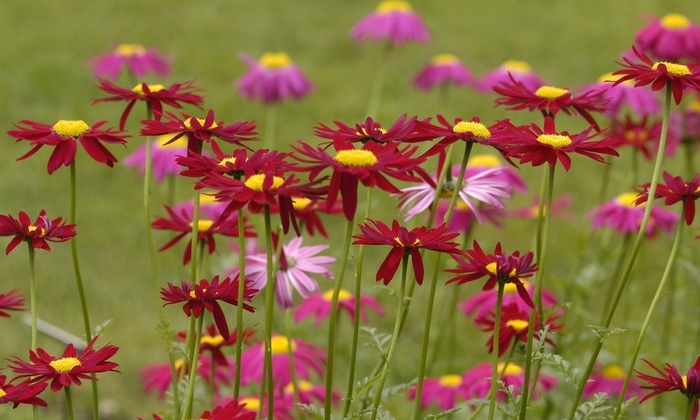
587;325;627;343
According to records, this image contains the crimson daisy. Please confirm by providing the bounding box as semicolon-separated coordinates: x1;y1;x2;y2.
446;240;537;308
93;79;204;129
8;335;119;392
0;289;24;318
8;119;130;174
0;374;47;408
352;219;460;285
140;109;257;153
161;275;258;341
495;116;619;171
199;399;257;420
636;356;700;417
414;115;505;157
636;171;700;225
290;197;343;238
313;114;420;146
0;210;76;255
610;114;672;160
612;46;700;105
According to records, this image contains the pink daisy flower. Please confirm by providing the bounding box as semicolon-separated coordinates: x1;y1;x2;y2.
235;52;314;104
509;195;573;220
171;194;229;223
580;72;661;118
685;98;700;140
350;0;430;47
140;356;231;398
123;135;189;182
86;43;171;81
460;362;557;402
458;280;558;320
294;289;384;325
583;363;644;400
587;192;679;237
240;335;325;389
283;379;340;406
434;203;506;233
242;236;335;310
407;374;469;410
413;54;475;91
635;13;700;62
477;60;546;93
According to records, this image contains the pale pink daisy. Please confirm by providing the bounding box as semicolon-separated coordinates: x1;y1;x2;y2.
123;135;188;182
579;72;661;118
458;280;559;321
635;13;700;62
350;0;430;47
460;362;557;402
86;43;171;81
587;192;679;237
413;54;475;91
235;52;314;104
583;364;644;400
407;374;469;410
477;60;546;93
294;289;384;325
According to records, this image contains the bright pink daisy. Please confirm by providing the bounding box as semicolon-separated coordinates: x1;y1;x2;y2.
350;1;430;47
294;289;384;325
407;374;470;410
509;195;572;220
584;364;644;400
0;210;76;255
236;52;314;104
587;192;678;237
636;356;700;418
460;362;557;402
477;60;546;93
123;134;190;182
635;14;700;62
413;54;475;91
86;43;171;80
579;72;661;118
283;379;340;406
636;171;700;225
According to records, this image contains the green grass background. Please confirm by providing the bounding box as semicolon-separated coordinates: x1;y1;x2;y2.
0;0;697;419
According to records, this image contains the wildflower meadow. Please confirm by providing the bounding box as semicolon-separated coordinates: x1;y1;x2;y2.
2;1;700;419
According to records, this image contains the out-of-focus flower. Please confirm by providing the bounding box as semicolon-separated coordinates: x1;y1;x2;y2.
461;362;557;401
353;219;461;285
609;114;681;160
0;210;76;255
236;52;314;104
178;323;255;367
635;13;700;62
232;395;296;420
510;195;572;220
86;43;171;80
458;280;558;320
350;0;429;47
140;358;184;398
9;119;130;174
8;336;119;392
198;399;257;420
588;192;678;237
580;72;660;118
478;60;546;93
407;374;469;410
0;374;47;408
93;79;204;129
0;290;24;318
413;54;475;91
294;289;384;325
636;171;700;225
636;356;700;417
123;135;189;182
584;364;644;400
284;379;340;406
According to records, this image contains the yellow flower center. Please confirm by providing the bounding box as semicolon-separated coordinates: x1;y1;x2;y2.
259;52;292;69
292;197;313;210
502;60;531;73
625;129;648;142
504;280;529;293
240;397;260;410
27;225;46;236
49;357;82;373
661;13;690;30
652;62;692;76
285;380;314;393
536;134;572;148
506;319;529;332
689;100;700;113
438;374;462;387
156;135;187;148
270;336;297;355
334;149;378;167
430;54;459;66
469;154;501;167
184;118;218;129
323;289;352;301
616;192;640;208
114;43;146;56
52;120;90;138
597;72;632;85
218;157;237;166
377;0;412;13
174;358;185;370
453;121;491;138
601;364;625;379
200;334;225;346
199;194;217;205
188;219;214;232
535;86;569;99
189;288;207;299
682;375;688;389
498;362;524;375
355;127;387;138
0;389;5;398
244;174;285;191
486;262;498;275
132;84;166;95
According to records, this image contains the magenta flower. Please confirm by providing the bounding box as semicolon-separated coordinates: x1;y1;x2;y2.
0;210;76;254
458;280;558;320
460;362;557;402
350;0;430;47
584;364;644;400
294;289;384;325
407;374;469;410
587;192;679;237
477;60;546;93
636;356;700;417
0;289;24;318
123;135;189;182
579;72;661;118
635;13;700;62
413;54;475;91
0;375;47;408
284;379;340;407
86;43;171;80
235;52;314;104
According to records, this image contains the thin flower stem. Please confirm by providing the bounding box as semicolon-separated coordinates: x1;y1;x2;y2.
190;190;201;284
27;243;36;351
519;164;556;420
65;386;75;420
612;211;685;419
565;81;673;420
263;205;276;420
343;187;373;417
143;104;161;295
443;142;474;223
685;397;695;420
325;216;356;420
285;310;303;420
370;256;409;420
487;284;505;420
181;314;204;420
234;207;247;399
366;41;393;118
600;234;632;323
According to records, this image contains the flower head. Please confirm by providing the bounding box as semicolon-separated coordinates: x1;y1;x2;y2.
0;210;76;254
461;362;557;401
350;1;430;47
284;380;340;406
407;374;470;410
580;72;661;118
588;192;678;236
635;14;700;62
478;60;546;93
236;52;314;104
86;43;171;80
178;323;255;367
353;219;461;285
609;114;680;161
294;289;384;325
636;171;700;225
0;374;47;408
0;290;24;318
200;399;258;420
415;115;504;157
636;356;700;412
9;119;130;174
8;336;119;392
458;280;558;320
584;364;644;400
123;135;190;182
313;114;420;146
413;54;475;91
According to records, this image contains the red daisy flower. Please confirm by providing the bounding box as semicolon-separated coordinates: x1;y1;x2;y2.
93;79;204;129
313;114;421;146
0;290;24;318
292;138;425;220
160;275;258;340
140;110;257;153
290;197;343;238
414;115;504;157
8;119;130;174
495;116;620;171
493;74;608;129
0;210;76;255
636;356;700;416
8;336;119;392
199;399;257;420
446;240;537;308
352;219;461;285
612;46;700;105
636;171;700;225
151;204;255;264
0;374;47;408
610;114;671;160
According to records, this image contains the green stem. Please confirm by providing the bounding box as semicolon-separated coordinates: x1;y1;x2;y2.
366;42;392;118
180;315;204;420
612;212;685;419
263;205;276;420
600;234;633;322
285;310;303;420
565;80;673;420
65;386;75;420
234;207;247;399
487;284;505;420
370;256;409;420
27;243;37;351
685;397;695;420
